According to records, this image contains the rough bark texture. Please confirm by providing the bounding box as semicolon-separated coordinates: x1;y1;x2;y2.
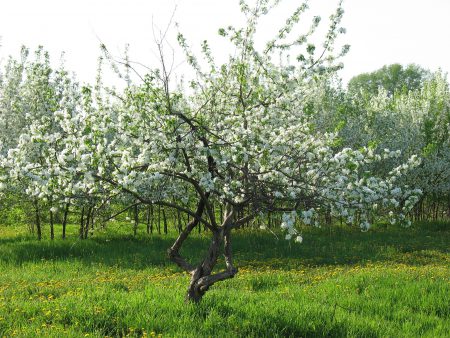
185;228;238;302
167;202;238;303
186;229;223;302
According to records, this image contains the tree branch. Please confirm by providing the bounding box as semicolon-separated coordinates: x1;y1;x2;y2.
167;199;206;273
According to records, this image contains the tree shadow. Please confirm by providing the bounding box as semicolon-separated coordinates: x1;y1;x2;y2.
0;225;448;270
0;235;205;270
230;226;449;269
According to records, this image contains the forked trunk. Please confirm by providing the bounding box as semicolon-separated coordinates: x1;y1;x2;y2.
185;226;238;303
186;269;207;303
186;230;222;302
167;201;239;303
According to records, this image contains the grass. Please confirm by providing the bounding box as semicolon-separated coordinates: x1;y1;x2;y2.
0;221;448;337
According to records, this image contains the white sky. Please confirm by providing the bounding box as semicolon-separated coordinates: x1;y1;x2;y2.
0;0;449;86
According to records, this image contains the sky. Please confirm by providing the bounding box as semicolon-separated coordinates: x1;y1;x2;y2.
0;0;449;86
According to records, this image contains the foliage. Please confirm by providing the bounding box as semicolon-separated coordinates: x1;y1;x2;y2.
0;0;447;303
347;63;431;97
343;72;450;198
0;46;79;153
303;68;450;220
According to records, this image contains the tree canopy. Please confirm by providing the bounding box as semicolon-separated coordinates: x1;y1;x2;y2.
0;0;446;303
348;63;431;97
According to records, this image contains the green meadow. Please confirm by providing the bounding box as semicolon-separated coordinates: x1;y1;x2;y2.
0;222;448;337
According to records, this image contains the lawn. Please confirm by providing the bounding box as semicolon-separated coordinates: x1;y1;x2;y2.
0;222;448;337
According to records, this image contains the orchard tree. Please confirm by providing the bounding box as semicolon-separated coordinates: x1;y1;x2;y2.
0;46;80;237
397;71;450;217
0;46;79;152
340;70;449;219
348;63;431;97
2;0;422;302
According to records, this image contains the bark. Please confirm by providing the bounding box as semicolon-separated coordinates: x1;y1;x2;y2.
84;206;91;239
185;206;237;303
167;200;205;274
325;209;332;225
163;208;168;234
185;225;238;303
150;204;154;234
157;205;161;234
103;203;139;223
90;208;95;230
146;205;152;234
177;209;182;233
133;204;139;236
79;207;85;239
34;199;42;241
186;229;223;302
166;199;239;303
62;203;70;239
49;210;55;240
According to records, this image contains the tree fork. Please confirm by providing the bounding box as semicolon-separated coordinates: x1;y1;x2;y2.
185;226;238;303
167;200;205;273
185;207;237;303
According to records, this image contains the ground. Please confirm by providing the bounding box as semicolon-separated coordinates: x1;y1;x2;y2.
0;221;448;337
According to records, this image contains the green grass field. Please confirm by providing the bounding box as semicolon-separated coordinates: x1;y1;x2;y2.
0;222;448;337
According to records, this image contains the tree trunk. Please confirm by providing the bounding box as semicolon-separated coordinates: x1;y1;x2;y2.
84;206;92;239
157;205;161;234
146;205;152;234
325;209;332;226
34;200;42;241
49;209;55;240
90;208;95;230
186;229;223;302
133;204;139;236
163;209;168;234
62;203;70;239
167;201;238;303
177;209;182;233
79;207;85;239
185;226;238;303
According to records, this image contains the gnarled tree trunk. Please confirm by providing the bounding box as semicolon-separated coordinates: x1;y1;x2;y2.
167;201;239;303
186;227;237;302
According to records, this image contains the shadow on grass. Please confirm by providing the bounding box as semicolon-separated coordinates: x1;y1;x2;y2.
0;222;448;270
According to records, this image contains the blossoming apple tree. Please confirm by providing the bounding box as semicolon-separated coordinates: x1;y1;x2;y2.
1;0;422;302
0;46;79;237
